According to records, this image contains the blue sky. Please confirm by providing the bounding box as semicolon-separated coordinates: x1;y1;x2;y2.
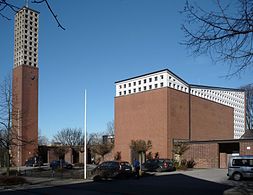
1;0;252;140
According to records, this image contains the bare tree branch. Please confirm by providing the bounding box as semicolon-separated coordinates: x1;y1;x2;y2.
181;0;253;76
32;0;65;30
241;83;253;130
0;0;65;30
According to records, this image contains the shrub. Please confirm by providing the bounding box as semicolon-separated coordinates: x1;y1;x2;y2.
0;176;28;186
146;152;153;160
114;151;122;161
180;159;187;170
186;159;196;168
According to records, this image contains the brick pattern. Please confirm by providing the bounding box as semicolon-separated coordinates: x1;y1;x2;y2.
240;141;253;155
183;143;219;168
12;65;38;166
115;87;234;163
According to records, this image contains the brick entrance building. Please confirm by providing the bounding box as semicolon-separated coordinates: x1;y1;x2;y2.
114;69;248;167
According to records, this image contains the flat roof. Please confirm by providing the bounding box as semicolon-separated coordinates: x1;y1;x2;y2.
115;69;189;86
115;68;242;92
18;6;40;14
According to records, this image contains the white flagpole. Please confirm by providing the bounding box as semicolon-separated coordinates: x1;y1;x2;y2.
84;90;87;179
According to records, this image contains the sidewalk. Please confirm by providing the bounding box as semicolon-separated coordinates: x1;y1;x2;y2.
0;176;93;192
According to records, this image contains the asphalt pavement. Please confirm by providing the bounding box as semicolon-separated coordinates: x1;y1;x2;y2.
0;168;252;195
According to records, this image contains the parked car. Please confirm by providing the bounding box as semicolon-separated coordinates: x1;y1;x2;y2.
91;161;133;181
141;159;176;172
227;155;253;181
50;160;73;169
25;156;43;167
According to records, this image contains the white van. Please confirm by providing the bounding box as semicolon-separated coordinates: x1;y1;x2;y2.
227;155;253;181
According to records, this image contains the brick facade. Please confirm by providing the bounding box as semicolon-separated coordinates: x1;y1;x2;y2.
182;143;219;168
12;65;39;166
115;87;234;163
240;141;253;155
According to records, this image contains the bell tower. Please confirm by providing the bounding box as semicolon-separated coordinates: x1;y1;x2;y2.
12;6;39;166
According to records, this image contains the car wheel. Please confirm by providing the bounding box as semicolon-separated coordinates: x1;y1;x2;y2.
233;172;242;181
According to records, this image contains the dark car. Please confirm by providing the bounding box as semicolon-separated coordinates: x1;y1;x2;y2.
141;159;176;172
25;156;43;167
91;161;133;181
50;160;73;169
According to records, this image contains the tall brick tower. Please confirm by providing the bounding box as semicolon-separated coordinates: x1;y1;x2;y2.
12;6;39;166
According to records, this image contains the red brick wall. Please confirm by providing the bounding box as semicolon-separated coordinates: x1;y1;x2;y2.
115;88;168;162
47;147;73;163
115;87;234;163
183;143;219;168
240;141;253;155
191;96;234;140
168;89;190;158
12;65;39;165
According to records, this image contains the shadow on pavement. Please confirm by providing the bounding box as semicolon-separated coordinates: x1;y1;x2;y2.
0;173;231;195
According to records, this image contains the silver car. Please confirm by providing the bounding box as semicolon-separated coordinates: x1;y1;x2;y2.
227;155;253;181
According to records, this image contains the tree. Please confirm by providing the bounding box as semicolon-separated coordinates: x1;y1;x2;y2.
53;128;83;152
38;129;49;146
52;145;68;160
106;120;114;135
182;0;253;76
0;76;34;176
38;135;49;146
0;0;65;30
172;142;190;166
88;133;114;163
241;84;253;129
130;139;152;163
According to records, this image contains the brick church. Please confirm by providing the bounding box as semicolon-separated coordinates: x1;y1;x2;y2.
114;69;252;168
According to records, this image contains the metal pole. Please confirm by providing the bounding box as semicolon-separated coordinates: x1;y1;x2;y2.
84;90;87;179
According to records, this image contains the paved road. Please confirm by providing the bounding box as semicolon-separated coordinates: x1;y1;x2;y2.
0;169;233;195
